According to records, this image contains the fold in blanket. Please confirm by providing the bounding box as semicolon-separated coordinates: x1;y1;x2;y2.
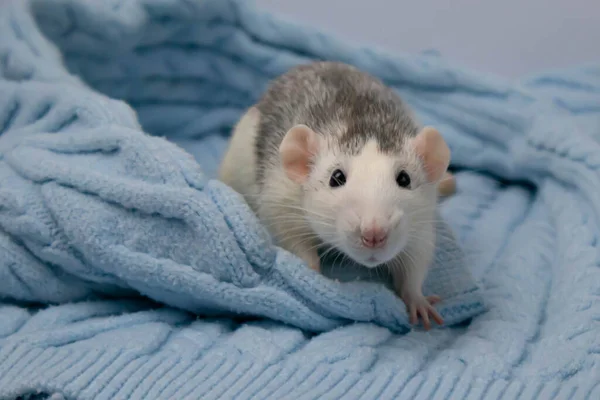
0;0;483;333
1;0;600;399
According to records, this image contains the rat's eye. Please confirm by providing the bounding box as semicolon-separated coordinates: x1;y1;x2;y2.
329;169;346;187
396;170;411;188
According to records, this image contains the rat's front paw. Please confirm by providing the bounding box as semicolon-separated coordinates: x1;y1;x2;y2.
299;250;321;273
309;261;321;273
402;292;443;330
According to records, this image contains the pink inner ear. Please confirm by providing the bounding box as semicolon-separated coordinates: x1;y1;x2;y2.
412;126;450;182
279;124;319;184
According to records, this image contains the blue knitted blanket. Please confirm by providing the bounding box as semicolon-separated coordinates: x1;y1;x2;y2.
1;0;600;399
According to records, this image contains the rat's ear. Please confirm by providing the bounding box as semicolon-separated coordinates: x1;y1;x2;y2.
279;124;319;184
411;126;450;183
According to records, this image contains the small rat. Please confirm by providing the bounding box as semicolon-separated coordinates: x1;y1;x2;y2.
219;62;452;329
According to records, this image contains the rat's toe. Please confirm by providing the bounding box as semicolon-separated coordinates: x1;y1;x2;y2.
404;294;444;329
429;306;444;326
409;305;418;325
419;307;431;330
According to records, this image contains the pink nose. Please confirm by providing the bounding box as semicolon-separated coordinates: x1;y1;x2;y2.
361;226;388;248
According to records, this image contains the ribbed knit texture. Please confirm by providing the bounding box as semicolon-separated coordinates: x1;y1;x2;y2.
0;0;483;333
1;0;600;399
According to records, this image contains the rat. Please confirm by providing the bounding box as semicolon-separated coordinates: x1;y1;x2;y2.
219;61;453;330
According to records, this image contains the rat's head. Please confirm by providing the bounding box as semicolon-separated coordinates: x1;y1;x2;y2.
279;124;450;268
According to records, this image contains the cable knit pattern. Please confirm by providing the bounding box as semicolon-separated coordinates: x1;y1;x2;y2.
0;0;599;399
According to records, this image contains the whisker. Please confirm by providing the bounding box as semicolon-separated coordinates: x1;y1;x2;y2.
261;217;335;229
223;195;334;221
272;233;321;244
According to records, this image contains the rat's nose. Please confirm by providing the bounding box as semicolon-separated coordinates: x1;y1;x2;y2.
361;225;388;248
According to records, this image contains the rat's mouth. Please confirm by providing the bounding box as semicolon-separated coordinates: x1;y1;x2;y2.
360;255;384;268
335;238;395;268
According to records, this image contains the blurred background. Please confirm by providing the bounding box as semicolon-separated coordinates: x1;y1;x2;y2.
256;0;599;78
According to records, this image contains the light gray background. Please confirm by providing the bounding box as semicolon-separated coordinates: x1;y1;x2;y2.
255;0;599;79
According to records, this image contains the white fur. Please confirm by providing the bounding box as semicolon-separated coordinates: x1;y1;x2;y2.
219;107;321;268
218;107;261;211
220;111;440;304
303;136;440;314
305;138;437;268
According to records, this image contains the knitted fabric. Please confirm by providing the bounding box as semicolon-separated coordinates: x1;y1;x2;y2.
1;0;600;399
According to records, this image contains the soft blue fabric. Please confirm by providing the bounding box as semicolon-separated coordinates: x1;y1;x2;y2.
1;0;600;399
0;0;483;335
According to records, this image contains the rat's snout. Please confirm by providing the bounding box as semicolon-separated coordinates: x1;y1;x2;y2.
389;209;404;228
360;224;388;249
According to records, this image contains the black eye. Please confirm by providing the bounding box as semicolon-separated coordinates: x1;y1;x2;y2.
396;170;411;188
329;169;346;187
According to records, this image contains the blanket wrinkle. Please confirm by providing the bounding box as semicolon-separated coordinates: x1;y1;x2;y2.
1;0;600;399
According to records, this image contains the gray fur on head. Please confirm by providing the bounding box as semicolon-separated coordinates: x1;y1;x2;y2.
254;61;419;186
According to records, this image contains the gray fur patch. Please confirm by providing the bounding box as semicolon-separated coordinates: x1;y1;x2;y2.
254;61;419;185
